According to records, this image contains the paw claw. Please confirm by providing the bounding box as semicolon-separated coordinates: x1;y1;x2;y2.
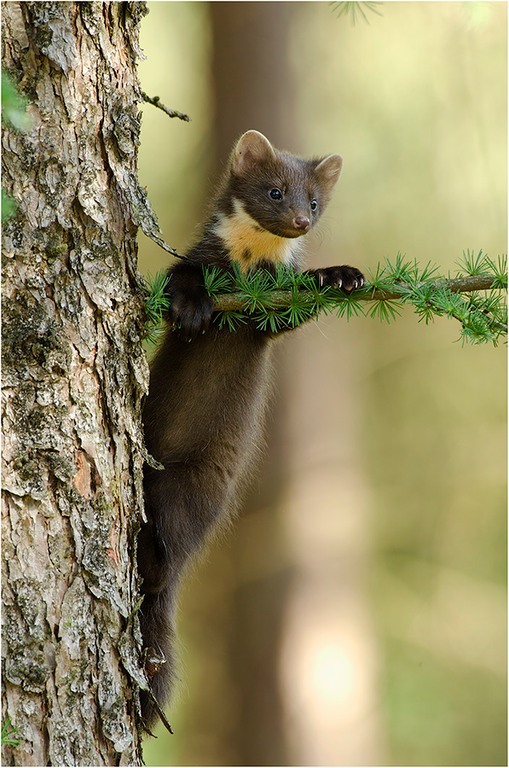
311;265;365;293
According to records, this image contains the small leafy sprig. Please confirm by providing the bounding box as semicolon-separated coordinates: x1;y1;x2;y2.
375;251;507;345
143;271;171;344
143;251;507;346
1;718;21;747
330;1;383;25
2;70;32;222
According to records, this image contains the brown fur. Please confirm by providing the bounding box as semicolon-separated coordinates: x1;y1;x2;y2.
137;131;364;729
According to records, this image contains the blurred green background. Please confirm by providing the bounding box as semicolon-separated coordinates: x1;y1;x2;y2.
137;3;507;765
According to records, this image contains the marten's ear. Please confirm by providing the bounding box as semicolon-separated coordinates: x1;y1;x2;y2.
231;130;276;175
314;154;343;196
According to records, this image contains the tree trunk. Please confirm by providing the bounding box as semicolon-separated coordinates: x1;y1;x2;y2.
2;3;149;764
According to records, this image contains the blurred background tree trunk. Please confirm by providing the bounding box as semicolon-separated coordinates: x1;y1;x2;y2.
2;3;148;764
180;3;383;764
209;5;296;763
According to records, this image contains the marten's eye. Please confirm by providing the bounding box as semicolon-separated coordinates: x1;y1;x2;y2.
310;198;318;212
269;188;283;201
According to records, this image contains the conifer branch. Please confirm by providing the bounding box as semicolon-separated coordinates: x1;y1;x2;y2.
211;273;499;311
143;251;507;346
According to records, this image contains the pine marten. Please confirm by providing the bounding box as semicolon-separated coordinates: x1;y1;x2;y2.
138;130;364;729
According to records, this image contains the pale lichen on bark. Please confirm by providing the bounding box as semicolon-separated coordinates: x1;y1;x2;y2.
2;2;151;765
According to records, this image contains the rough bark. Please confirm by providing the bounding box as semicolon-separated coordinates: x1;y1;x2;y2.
1;2;149;765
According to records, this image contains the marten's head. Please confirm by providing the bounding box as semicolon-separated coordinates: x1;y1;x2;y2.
213;130;343;270
228;130;342;239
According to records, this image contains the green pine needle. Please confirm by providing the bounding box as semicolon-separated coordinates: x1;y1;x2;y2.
330;1;383;25
459;248;488;276
143;271;171;345
216;309;247;332
1;718;21;747
203;265;235;296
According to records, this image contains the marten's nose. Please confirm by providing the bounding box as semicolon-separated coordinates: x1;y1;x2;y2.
293;215;310;232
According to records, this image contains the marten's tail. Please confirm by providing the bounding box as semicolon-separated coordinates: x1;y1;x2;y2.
139;586;178;731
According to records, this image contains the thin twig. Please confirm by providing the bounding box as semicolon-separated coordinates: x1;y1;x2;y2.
141;92;191;122
147;231;189;261
146;689;174;736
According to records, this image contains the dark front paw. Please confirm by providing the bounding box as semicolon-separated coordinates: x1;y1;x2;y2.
311;265;365;293
169;287;215;340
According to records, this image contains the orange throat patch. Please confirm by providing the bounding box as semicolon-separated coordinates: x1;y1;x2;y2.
213;199;303;271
